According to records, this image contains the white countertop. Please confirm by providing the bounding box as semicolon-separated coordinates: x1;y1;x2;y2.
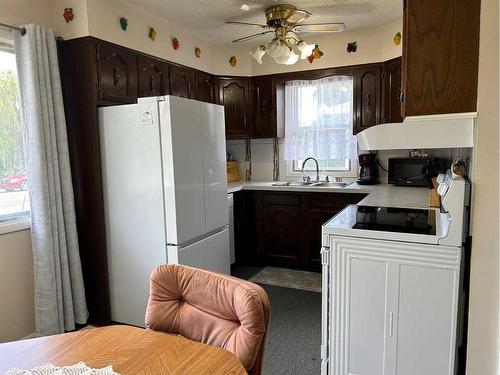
227;181;430;209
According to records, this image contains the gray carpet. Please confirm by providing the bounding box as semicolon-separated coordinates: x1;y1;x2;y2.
232;266;321;375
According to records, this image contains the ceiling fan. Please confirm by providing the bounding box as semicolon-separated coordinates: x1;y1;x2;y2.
225;4;345;65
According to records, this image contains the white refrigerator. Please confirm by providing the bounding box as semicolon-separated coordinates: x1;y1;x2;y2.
98;96;230;326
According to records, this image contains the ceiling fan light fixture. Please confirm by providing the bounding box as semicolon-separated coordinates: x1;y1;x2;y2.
297;41;315;59
266;39;287;59
250;45;266;64
284;50;300;65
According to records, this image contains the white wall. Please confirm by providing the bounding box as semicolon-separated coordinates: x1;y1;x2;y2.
0;229;34;342
466;0;500;372
0;0;53;28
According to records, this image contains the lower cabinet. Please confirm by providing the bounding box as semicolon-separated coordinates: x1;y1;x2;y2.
262;205;302;267
302;211;334;268
233;191;366;270
324;236;462;375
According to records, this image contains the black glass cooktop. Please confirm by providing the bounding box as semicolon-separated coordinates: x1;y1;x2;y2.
353;205;436;235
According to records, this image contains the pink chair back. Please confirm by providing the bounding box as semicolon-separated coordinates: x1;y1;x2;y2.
146;264;270;374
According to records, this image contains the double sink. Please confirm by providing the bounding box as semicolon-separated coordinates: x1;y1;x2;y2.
271;181;351;188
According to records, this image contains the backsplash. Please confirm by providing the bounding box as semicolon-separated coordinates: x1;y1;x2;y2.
226;139;473;183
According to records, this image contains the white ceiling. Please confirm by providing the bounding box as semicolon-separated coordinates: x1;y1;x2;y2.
114;0;403;43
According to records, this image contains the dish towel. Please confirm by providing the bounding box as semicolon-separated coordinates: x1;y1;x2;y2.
6;362;119;375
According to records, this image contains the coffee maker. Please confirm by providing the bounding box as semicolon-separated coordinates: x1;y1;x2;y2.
357;153;379;185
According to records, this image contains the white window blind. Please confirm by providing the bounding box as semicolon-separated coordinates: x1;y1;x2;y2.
284;75;357;162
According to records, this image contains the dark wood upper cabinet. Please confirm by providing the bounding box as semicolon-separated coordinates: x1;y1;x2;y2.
382;57;403;124
253;77;276;138
218;78;252;139
137;55;169;97
353;65;382;134
96;43;137;104
195;71;216;103
402;0;480;117
169;64;195;99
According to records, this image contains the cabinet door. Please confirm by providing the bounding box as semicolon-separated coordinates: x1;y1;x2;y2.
329;236;461;375
261;205;301;267
96;43;137;104
343;255;392;374
382;57;403;123
137;55;169;97
218;78;252;139
234;192;261;265
395;263;459;375
302;211;335;270
401;0;480;116
353;65;381;134
169;65;195;99
253;78;274;138
195;71;216;103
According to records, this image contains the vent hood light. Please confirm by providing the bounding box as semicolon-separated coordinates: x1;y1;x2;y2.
356;112;477;151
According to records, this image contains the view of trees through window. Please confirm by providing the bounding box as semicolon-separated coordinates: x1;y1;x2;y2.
0;48;30;221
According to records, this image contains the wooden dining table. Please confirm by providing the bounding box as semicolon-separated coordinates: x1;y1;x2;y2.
0;325;247;374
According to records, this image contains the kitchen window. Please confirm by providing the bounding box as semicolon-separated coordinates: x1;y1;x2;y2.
284;75;357;177
0;42;30;230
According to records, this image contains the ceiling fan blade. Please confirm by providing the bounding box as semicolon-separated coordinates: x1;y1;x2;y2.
225;21;269;29
232;31;274;43
283;9;311;25
294;23;345;33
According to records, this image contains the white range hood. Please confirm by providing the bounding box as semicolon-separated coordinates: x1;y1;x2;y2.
356;112;477;151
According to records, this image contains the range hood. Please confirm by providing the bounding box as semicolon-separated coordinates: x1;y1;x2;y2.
356;112;477;151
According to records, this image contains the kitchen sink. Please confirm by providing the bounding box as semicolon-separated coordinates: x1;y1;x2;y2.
310;182;351;188
271;181;351;188
271;181;314;187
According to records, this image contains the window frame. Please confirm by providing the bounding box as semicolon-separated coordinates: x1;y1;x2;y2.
283;75;358;179
0;36;31;233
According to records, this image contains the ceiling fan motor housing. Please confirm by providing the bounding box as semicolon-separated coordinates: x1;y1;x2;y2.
265;4;304;27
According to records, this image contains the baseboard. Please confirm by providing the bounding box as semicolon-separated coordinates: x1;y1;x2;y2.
21;332;38;340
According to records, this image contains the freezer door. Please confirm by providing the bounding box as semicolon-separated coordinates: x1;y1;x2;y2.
201;102;229;231
99;102;167;327
167;229;231;274
160;97;206;244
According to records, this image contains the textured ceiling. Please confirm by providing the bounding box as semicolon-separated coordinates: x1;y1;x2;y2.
114;0;403;43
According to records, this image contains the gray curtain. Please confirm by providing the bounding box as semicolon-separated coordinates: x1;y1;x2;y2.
14;24;88;335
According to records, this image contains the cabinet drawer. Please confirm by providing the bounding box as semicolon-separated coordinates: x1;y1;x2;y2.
307;193;351;211
261;192;301;207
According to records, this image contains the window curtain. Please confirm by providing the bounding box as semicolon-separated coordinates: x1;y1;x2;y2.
284;75;357;161
14;24;88;335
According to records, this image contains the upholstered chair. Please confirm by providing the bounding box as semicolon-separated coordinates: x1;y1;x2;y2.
145;264;270;375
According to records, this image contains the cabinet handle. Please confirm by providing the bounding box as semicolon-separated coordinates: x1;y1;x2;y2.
389;312;394;337
366;91;371;106
113;67;121;86
398;89;404;103
231;104;236;112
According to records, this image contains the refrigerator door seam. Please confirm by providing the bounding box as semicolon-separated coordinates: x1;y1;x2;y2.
168;225;229;249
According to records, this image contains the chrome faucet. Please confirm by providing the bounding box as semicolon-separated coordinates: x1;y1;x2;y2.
301;157;320;182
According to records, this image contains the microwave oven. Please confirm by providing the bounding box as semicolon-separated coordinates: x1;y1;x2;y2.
388;158;430;187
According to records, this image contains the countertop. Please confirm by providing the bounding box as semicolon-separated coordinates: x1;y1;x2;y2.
227;181;430;209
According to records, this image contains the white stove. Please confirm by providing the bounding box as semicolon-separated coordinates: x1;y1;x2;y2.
320;171;469;375
323;171;468;246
